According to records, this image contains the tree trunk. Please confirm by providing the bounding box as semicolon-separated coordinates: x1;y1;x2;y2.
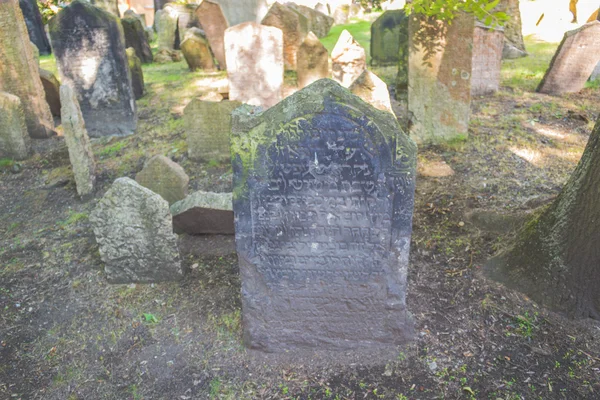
499;0;526;52
486;118;600;319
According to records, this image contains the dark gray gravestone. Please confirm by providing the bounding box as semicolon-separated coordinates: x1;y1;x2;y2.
121;17;153;63
231;79;416;352
371;9;408;66
49;0;137;137
18;0;51;54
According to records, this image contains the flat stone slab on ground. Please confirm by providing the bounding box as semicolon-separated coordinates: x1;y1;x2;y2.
171;191;234;235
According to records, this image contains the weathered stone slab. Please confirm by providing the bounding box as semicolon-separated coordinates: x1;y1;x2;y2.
471;23;504;96
498;0;526;57
225;22;284;108
0;0;54;139
60;84;96;198
537;21;600;95
408;13;474;143
155;7;179;50
261;2;308;70
90;177;183;283
370;9;407;66
184;98;241;161
331;29;366;87
121;16;153;63
349;70;393;113
39;69;61;117
124;8;146;27
169;3;200;39
332;3;348;25
135;155;189;205
171;191;234;235
181;27;216;71
126;48;144;99
49;0;137;137
90;0;119;17
285;2;333;38
213;0;269;26
296;31;329;88
18;0;51;54
195;0;228;69
30;41;39;65
0;92;31;160
231;78;416;351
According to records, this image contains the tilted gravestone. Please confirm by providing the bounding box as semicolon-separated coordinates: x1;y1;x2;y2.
49;0;137;137
181;27;215;71
331;29;366;87
537;21;600;95
90;0;119;17
194;0;228;69
135;155;189;205
231;79;416;351
0;0;54;139
155;7;179;50
296;31;329;88
18;0;51;54
121;16;153;63
471;23;504;96
370;9;408;66
171;191;234;235
285;3;333;38
126;48;144;99
261;2;309;70
0;92;31;160
349;70;393;114
213;0;270;27
39;69;61;117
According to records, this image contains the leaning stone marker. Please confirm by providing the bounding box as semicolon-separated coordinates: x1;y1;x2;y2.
225;22;284;108
126;48;144;100
121;16;153;63
349;70;393;114
19;0;51;54
331;29;366;87
171;191;234;235
60;84;96;198
195;0;228;69
90;0;119;17
471;23;504;96
214;0;270;26
0;92;31;160
39;69;62;117
285;3;333;38
155;7;179;50
0;0;54;139
181;28;215;71
231;79;416;351
135;155;189;205
537;21;600;95
370;9;408;66
49;0;137;137
296;31;329;89
261;2;308;70
90;177;183;283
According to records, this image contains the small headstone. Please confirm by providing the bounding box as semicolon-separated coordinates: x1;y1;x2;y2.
39;69;61;117
261;2;309;70
60;84;96;198
168;3;200;39
90;0;120;17
181;27;216;71
471;23;504;96
90;177;183;283
498;0;526;58
124;8;146;27
225;22;284;108
537;21;600;95
502;42;527;59
315;2;328;14
296;31;329;88
170;191;234;235
154;49;182;63
332;4;348;24
135;155;189;205
0;0;54;139
126;48;144;100
184;98;241;161
285;2;333;38
370;10;408;66
213;0;270;27
0;92;31;161
231;78;416;351
331;29;366;87
349;70;393;113
49;0;137;137
121;16;153;63
194;0;228;69
155;7;179;50
18;0;51;54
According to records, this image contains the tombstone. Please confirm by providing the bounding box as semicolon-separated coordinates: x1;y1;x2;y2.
296;31;329;88
370;10;408;66
349;70;393;114
90;177;183;283
135;155;189;205
231;78;416;351
124;8;147;27
0;0;54;139
331;4;348;24
18;0;51;54
91;0;120;17
331;30;366;87
225;22;284;108
126;48;144;99
285;2;333;38
181;28;216;71
121;16;153;63
471;23;504;96
0;92;31;161
153;0;170;14
408;13;474;143
155;7;179;50
166;3;200;39
60;84;96;198
154;48;182;63
537;21;600;95
214;0;270;26
195;0;228;69
184;98;241;161
39;69;61;117
499;0;526;58
170;191;234;235
261;2;309;70
49;0;137;137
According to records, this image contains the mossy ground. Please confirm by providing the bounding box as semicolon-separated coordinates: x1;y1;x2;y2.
1;16;600;400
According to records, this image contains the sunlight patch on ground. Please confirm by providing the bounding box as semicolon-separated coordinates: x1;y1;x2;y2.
510;146;543;166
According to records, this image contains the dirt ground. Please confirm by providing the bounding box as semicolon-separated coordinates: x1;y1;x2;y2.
2;36;600;400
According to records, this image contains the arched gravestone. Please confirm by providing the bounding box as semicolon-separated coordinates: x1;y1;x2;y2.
370;9;408;66
231;79;416;351
18;0;51;54
49;0;137;137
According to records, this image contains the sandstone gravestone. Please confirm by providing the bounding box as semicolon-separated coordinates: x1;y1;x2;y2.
471;23;504;96
60;84;96;198
135;155;189;205
90;177;183;283
126;48;144;99
121;16;153;63
332;4;349;24
155;7;179;50
0;92;31;160
331;30;366;87
195;0;228;69
408;13;474;143
261;2;308;70
39;69;61;117
537;21;600;95
18;0;51;54
49;0;137;137
296;31;329;88
184;98;241;161
370;9;408;66
285;2;333;38
349;70;393;113
169;3;200;39
30;41;39;65
91;0;119;16
171;191;234;235
225;22;284;108
231;79;416;351
0;0;54;139
181;28;215;71
214;0;270;26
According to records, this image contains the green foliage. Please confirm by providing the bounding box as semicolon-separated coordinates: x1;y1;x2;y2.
406;0;509;26
99;141;127;157
142;313;159;323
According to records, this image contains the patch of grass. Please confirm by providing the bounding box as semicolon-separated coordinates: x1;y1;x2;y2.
58;211;88;228
0;158;14;168
501;36;559;92
98;141;127;157
39;54;58;75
